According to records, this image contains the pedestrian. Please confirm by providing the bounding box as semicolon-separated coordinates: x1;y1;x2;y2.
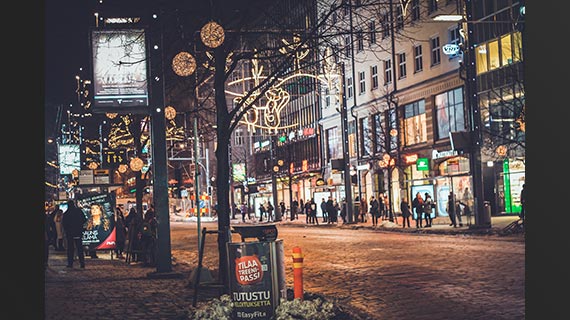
320;198;328;223
258;203;266;222
47;205;58;249
331;198;340;223
326;196;335;224
400;199;412;228
455;201;464;227
125;206;143;263
423;193;434;227
339;198;347;223
266;201;274;222
378;193;387;221
411;192;424;228
369;196;379;226
308;198;319;225
279;201;286;221
241;202;251;222
290;198;298;221
519;183;526;225
447;191;458;227
53;205;66;251
141;205;158;267
114;206;127;259
359;196;368;223
62;200;87;268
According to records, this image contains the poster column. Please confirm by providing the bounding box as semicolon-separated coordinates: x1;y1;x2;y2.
227;239;286;319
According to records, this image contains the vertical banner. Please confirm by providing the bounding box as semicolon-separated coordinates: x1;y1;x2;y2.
77;193;117;250
227;240;286;319
90;28;149;110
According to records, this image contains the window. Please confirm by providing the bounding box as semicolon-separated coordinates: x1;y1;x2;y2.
345;36;351;57
435;88;465;140
359;117;372;157
235;128;245;145
326;127;342;160
347;77;353;98
398;52;407;79
384;59;392;85
396;5;404;30
358;71;366;94
348;120;357;157
449;26;462;60
414;45;423;73
325;87;331;107
373;113;385;154
356;30;364;52
500;34;513;66
474;32;523;75
382;13;390;39
403;100;427;146
430;36;441;66
428;0;438;14
411;0;420;21
369;21;376;45
371;65;378;90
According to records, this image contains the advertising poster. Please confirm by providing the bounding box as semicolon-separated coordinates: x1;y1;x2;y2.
228;241;285;319
91;28;149;109
411;184;435;219
76;193;117;250
58;144;81;175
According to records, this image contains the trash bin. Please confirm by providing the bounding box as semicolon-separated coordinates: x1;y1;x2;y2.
228;224;286;319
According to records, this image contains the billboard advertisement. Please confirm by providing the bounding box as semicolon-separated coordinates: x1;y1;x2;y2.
58;144;81;175
76;192;117;250
90;28;149;110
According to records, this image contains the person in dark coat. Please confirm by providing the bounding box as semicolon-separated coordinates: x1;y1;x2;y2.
114;206;127;259
447;191;458;227
62;200;87;268
400;199;412;228
411;192;424;228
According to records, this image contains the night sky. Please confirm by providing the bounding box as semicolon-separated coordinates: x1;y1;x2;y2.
45;0;93;137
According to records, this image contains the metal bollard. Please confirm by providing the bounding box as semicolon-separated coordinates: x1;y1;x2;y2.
292;246;304;300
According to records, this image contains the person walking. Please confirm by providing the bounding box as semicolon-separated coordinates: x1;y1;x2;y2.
400;199;412;228
423;193;434;227
258;203;266;222
447;191;458;227
114;206;127;259
290;199;298;221
125;206;143;263
325;196;335;224
369;196;379;227
339;198;347;224
412;192;424;228
53;205;65;251
266;201;275;222
320;198;328;223
62;200;87;268
359;196;368;223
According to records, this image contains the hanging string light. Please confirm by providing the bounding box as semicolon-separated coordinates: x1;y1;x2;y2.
130;157;144;172
172;51;196;77
200;21;225;48
164;106;177;120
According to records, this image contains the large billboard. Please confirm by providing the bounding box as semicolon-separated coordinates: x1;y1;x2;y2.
58;144;81;175
90;28;149;110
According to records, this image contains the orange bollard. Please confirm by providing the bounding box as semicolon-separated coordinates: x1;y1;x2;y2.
292;246;304;300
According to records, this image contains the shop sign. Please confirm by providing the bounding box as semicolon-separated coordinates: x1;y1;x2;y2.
416;158;429;171
432;149;458;160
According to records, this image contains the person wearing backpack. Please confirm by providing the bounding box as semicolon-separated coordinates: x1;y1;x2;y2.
423;193;434;227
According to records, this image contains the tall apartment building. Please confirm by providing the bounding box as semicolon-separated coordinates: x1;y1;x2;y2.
318;0;525;224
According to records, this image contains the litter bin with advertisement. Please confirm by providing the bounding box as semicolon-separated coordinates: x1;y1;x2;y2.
228;223;286;319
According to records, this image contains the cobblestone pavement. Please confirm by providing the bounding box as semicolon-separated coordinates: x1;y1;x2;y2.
44;215;525;319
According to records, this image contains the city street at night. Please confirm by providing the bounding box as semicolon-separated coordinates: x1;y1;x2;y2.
45;219;525;319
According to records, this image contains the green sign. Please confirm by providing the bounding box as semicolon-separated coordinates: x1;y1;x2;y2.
416;158;429;171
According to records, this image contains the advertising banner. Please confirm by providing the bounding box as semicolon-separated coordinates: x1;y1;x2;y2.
227;240;286;319
90;28;149;110
76;193;117;250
